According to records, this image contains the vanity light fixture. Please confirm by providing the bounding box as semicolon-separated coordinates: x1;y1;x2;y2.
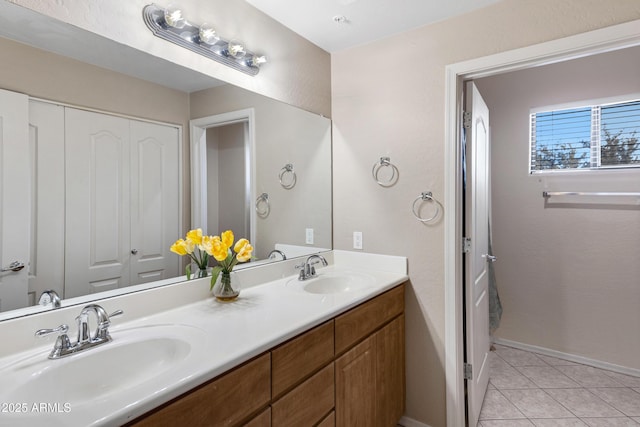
143;4;267;76
163;4;186;28
198;23;219;45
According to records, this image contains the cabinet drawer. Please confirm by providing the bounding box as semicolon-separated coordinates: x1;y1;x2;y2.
130;353;271;427
244;407;271;427
317;410;335;427
272;320;334;398
271;362;335;427
335;284;404;354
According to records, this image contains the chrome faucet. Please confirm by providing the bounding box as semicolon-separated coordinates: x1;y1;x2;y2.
296;254;328;281
38;290;62;309
35;304;123;359
268;249;287;260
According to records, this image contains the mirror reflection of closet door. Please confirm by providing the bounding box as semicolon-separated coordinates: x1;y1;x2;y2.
65;108;131;297
0;89;30;311
64;108;180;298
28;101;65;302
129;120;180;285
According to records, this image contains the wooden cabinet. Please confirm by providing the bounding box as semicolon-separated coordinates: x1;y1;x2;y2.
335;287;405;427
336;335;377;426
335;284;404;354
271;363;334;427
375;315;406;427
130;284;405;427
317;411;335;427
243;408;271;427
271;320;334;399
129;353;271;427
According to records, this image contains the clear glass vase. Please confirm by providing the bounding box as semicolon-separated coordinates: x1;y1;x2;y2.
212;271;240;301
189;264;211;279
195;267;211;278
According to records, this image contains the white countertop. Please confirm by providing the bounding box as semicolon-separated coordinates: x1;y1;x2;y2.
0;251;407;427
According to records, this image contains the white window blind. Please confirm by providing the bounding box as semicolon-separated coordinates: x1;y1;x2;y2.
530;99;640;172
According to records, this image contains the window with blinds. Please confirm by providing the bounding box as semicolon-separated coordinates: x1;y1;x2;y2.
530;99;640;172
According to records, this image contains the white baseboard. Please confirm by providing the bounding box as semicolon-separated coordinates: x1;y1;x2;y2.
398;415;433;427
493;337;640;378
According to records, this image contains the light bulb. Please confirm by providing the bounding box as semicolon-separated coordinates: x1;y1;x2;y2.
164;5;186;29
249;55;267;67
226;39;246;59
199;23;219;45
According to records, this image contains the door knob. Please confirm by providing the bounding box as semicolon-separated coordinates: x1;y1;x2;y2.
482;254;497;263
131;249;138;255
1;261;25;272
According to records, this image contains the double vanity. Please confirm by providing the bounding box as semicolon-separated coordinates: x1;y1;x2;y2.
0;250;408;427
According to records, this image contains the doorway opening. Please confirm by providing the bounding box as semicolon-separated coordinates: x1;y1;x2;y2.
444;20;640;427
190;109;256;243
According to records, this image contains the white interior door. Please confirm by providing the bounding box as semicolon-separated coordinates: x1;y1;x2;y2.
465;81;491;426
28;100;65;300
0;89;30;311
129;120;180;284
65;108;131;297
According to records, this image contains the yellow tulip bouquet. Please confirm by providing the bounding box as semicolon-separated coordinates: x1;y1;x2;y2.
170;229;253;292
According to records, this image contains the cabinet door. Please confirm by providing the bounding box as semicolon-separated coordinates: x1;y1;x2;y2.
375;315;405;427
65;108;131;297
129;120;180;285
335;335;376;426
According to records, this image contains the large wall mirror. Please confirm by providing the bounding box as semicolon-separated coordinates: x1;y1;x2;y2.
0;2;331;320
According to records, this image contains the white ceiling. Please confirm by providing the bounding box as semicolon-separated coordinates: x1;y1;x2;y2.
245;0;502;52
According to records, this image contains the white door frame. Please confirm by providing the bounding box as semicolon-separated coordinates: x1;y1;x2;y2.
444;19;640;426
190;109;256;243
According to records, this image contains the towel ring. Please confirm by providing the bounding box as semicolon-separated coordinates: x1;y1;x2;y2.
372;157;399;187
255;193;270;218
279;163;297;189
412;191;443;223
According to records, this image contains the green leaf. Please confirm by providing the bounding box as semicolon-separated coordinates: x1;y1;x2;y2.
186;264;192;280
210;266;223;291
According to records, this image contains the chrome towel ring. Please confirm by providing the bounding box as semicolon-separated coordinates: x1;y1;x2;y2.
372;157;399;187
255;192;270;217
412;191;443;223
279;163;297;189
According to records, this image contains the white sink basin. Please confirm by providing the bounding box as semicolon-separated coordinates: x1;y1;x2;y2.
288;271;375;294
0;324;207;409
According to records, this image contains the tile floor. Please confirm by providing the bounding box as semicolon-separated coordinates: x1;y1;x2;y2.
478;344;640;426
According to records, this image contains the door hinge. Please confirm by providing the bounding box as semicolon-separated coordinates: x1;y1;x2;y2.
463;237;471;253
464;363;473;380
463;111;472;129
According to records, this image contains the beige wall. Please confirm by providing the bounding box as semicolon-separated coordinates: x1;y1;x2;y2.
331;1;640;425
0;37;189;126
11;0;331;117
206;124;248;237
475;47;640;370
191;85;332;260
0;36;192;235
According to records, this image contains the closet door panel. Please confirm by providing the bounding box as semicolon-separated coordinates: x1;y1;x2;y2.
129;120;180;284
65;108;130;297
28;101;65;301
0;89;30;311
